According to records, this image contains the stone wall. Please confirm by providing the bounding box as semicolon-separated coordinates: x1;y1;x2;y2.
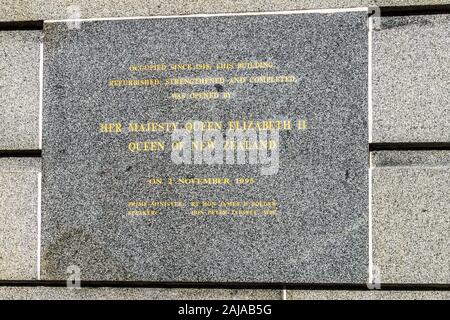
0;1;449;299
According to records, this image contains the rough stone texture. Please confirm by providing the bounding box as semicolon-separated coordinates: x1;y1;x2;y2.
0;31;41;150
1;1;449;22
0;287;281;300
372;15;450;143
41;12;368;283
371;150;450;167
372;151;450;284
1;287;448;300
0;158;41;172
0;159;40;280
288;290;450;300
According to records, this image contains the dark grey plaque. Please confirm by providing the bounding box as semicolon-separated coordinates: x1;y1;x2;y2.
42;10;369;283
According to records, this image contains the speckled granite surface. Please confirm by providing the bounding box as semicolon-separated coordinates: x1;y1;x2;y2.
372;151;450;284
288;290;450;299
0;287;449;300
41;11;368;282
0;286;281;300
372;14;450;142
0;31;40;150
1;1;449;22
0;165;39;280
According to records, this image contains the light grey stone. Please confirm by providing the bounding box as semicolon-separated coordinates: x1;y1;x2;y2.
371;150;450;167
0;1;448;22
41;12;368;283
372;15;450;143
0;161;39;280
0;287;281;300
372;151;450;284
1;287;449;300
0;158;41;172
288;290;450;300
0;31;41;150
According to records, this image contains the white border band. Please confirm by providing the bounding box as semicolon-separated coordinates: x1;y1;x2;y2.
45;7;369;23
37;171;42;280
38;41;43;150
368;15;373;286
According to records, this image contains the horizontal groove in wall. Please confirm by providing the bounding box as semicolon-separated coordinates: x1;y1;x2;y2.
0;281;449;291
0;4;448;30
0;20;43;31
370;143;450;152
379;5;450;16
0;150;42;158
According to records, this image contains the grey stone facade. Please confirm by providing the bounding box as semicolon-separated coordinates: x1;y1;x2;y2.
0;1;449;299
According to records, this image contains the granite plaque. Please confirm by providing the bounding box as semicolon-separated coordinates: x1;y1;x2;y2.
42;10;369;283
